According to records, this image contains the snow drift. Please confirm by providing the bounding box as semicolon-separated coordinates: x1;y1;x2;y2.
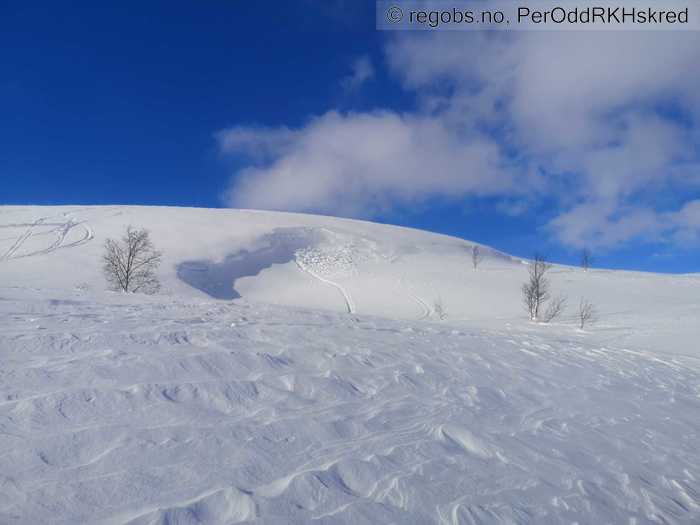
1;205;699;524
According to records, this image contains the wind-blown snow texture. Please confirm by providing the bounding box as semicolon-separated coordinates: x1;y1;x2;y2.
1;206;699;524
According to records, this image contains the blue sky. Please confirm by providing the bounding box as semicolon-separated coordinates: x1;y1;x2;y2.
2;1;699;272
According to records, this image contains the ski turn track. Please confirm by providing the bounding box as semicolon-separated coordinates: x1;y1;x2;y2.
295;257;356;314
397;277;432;320
0;214;93;262
0;218;46;261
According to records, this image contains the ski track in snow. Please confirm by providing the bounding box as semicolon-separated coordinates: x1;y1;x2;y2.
293;230;430;319
295;258;356;315
1;295;699;524
0;213;93;262
0;218;46;261
398;277;432;320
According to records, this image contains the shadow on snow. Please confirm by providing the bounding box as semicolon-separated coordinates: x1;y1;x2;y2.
176;228;320;300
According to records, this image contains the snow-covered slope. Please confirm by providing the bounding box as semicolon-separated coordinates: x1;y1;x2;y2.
1;205;519;319
1;205;698;355
1;205;699;524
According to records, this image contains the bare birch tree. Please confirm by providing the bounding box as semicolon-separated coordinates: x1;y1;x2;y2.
577;298;596;329
103;226;162;294
542;294;567;323
471;245;484;270
581;248;593;272
522;254;551;321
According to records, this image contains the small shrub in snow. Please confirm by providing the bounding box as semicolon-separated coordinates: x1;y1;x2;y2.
542;294;567;323
433;297;448;320
471;245;483;270
581;248;593;272
578;298;597;329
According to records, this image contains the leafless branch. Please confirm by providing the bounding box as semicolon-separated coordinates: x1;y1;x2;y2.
578;298;597;329
581;248;593;272
471;245;484;270
103;226;162;294
542;294;567;323
522;253;551;321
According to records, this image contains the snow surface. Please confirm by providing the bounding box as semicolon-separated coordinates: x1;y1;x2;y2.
1;205;699;524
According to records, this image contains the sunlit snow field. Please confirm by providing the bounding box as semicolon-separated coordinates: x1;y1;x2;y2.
1;206;699;524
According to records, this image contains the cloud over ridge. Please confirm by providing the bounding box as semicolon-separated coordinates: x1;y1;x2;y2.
220;110;521;216
220;28;700;249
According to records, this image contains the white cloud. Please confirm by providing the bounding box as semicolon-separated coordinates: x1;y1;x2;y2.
385;29;700;248
549;199;700;250
675;200;700;228
387;31;700;153
548;202;664;249
220;110;522;216
341;56;374;92
220;23;700;249
670;200;700;244
217;126;296;162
